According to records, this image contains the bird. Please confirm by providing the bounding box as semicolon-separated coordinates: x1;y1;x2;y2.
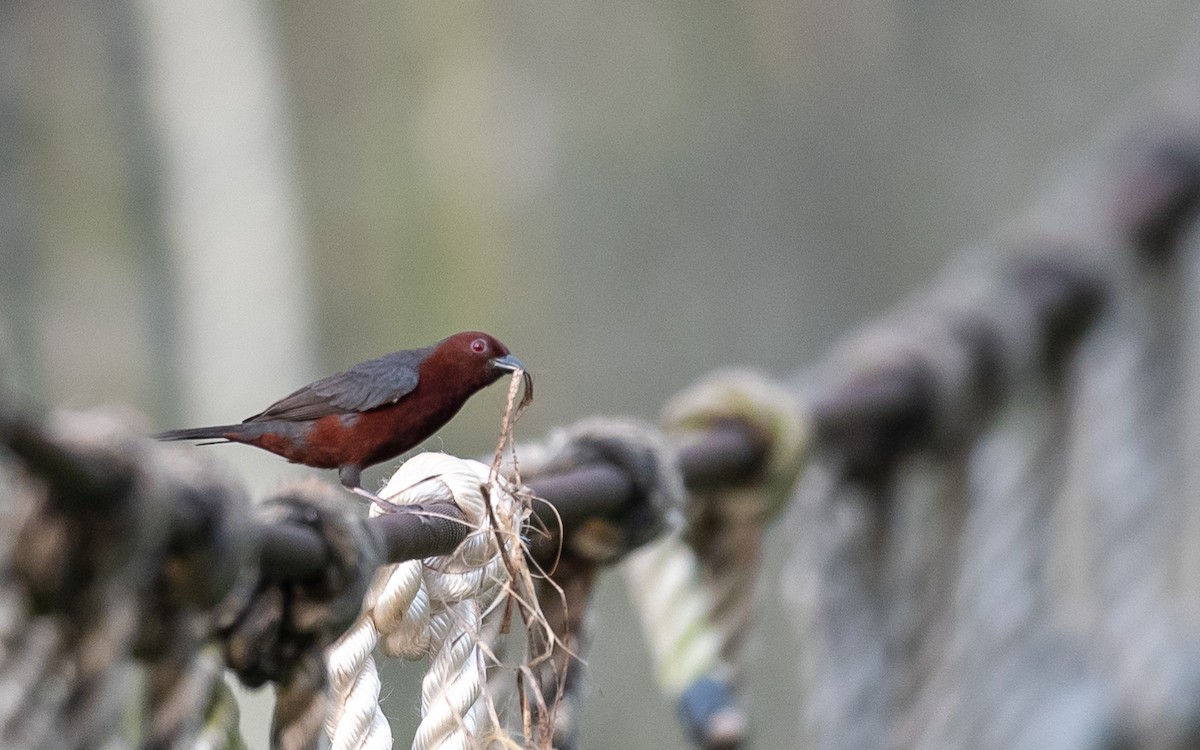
154;331;524;503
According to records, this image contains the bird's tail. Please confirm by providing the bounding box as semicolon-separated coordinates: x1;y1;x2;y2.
152;425;239;444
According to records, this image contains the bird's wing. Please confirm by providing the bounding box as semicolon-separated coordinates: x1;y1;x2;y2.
243;346;431;423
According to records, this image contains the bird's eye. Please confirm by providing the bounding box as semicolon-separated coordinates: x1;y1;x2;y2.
470;337;488;354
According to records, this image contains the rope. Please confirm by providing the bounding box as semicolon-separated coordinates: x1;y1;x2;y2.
1064;250;1200;747
786;462;888;750
274;657;329;750
781;248;1107;749
0;410;174;750
194;677;248;750
144;647;240;750
325;452;529;750
509;418;687;748
623;369;808;747
893;381;1114;750
666;370;808;673
623;536;724;694
139;450;256;750
218;479;382;750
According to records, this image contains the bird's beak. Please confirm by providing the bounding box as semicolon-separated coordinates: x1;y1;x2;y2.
490;354;524;373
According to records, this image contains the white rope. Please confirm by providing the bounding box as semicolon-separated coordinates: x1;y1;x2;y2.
326;452;527;750
787;465;888;750
624;370;807;697
624;536;725;693
1062;259;1200;744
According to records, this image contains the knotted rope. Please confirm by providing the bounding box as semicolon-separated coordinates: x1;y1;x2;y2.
325;453;529;750
784;246;1108;749
1063;244;1200;747
219;479;382;750
0;408;266;750
622;369;808;747
490;417;685;749
0;409;174;750
137;450;256;750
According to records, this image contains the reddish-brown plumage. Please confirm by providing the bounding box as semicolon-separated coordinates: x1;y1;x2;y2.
154;331;523;495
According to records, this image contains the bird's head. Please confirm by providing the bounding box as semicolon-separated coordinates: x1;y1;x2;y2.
437;331;524;388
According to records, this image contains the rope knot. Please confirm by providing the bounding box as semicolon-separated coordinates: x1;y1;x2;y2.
378;452;502;574
663;368;809;518
219;479;382;689
327;452;532;750
624;372;810;747
8;409;170;621
520;417;685;563
136;449;254;659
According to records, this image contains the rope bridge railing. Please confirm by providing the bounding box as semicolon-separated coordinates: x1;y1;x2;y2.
783;22;1200;750
0;399;773;749
2;407;768;577
2;18;1200;750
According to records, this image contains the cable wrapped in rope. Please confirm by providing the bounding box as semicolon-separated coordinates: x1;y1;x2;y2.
621;369;808;749
781;224;1114;749
516;417;685;562
781;25;1200;748
135;449;256;750
486;417;685;750
218;479;382;750
0;409;176;750
0;396;762;749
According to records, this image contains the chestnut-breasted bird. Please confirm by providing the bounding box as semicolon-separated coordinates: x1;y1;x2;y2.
154;331;523;500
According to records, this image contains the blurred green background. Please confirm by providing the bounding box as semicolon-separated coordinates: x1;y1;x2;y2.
0;1;1194;747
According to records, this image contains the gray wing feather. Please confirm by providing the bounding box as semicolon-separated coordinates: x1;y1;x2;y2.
243;345;430;423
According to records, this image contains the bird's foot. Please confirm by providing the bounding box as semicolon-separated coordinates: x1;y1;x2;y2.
351;485;402;513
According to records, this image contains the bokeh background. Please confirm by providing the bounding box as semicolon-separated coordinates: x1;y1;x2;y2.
1;1;1195;747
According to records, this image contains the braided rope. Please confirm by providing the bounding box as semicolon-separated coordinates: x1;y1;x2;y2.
623;536;725;693
623;370;807;745
665;370;808;674
326;452;528;750
486;417;686;748
194;678;247;750
786;464;888;750
0;411;172;750
1064;257;1200;746
326;614;390;750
